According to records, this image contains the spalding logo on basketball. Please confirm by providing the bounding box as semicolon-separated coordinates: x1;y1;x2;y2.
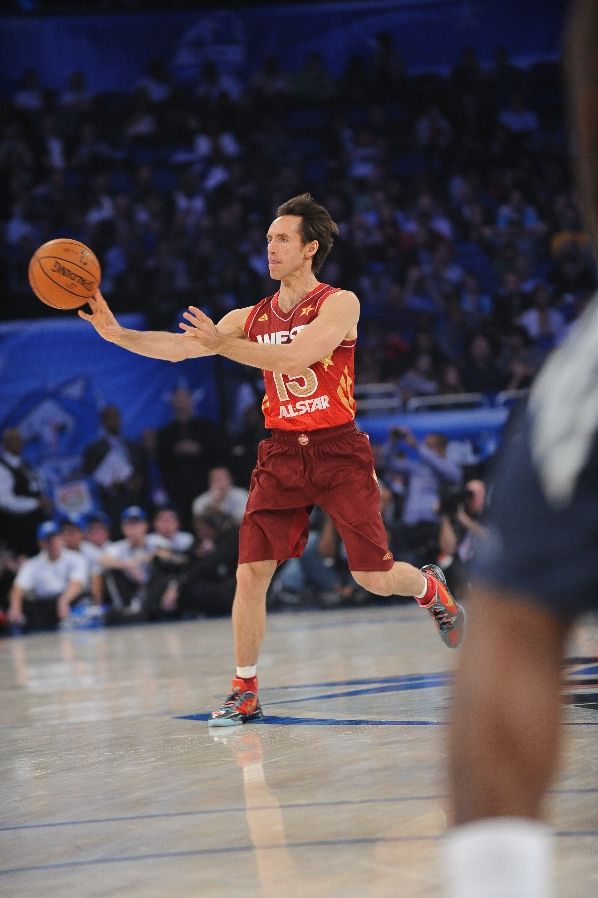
28;238;102;310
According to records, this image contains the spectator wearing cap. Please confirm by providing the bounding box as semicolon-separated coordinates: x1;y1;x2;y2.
60;514;86;552
8;521;87;632
98;506;154;618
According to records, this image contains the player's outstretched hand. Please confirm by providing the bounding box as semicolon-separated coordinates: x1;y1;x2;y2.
179;306;224;353
78;291;123;343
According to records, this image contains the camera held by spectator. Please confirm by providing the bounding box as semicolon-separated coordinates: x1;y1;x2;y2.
438;478;488;592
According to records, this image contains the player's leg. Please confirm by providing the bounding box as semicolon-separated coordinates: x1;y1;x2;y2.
350;562;464;648
209;559;277;727
349;563;424;597
445;588;571;898
233;560;278;668
209;433;314;726
316;430;464;646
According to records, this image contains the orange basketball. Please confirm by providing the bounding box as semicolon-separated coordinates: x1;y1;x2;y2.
28;238;101;310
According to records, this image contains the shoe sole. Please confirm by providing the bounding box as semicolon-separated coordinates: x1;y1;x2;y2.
208;707;263;727
421;564;465;649
443;604;466;649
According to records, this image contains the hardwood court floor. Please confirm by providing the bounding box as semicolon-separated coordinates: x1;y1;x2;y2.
2;604;597;897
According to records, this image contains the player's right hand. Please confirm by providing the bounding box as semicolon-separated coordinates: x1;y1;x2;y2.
78;291;123;343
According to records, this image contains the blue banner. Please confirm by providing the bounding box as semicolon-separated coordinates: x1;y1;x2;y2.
0;1;565;95
0;314;218;492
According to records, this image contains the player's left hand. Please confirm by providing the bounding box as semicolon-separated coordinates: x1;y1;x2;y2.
179;306;224;352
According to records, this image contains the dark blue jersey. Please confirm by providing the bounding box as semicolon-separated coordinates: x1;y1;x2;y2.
473;296;598;618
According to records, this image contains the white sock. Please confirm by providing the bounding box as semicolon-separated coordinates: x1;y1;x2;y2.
236;665;257;679
416;574;429;599
444;818;554;898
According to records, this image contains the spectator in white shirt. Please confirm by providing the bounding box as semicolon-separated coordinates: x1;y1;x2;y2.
191;466;248;525
498;93;539;135
8;521;87;632
147;506;194;554
80;511;113;604
143;506;194;620
99;506;154;616
59;514;91;590
13;68;45;112
518;283;566;353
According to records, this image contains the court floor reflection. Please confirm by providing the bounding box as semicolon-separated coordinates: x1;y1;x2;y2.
1;607;597;897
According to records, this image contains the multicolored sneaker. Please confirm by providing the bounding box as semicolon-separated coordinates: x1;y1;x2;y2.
208;678;263;727
419;564;465;649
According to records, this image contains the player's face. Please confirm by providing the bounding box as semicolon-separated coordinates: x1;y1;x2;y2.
266;215;316;280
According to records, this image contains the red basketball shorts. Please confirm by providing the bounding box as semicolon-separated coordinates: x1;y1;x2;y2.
239;422;394;572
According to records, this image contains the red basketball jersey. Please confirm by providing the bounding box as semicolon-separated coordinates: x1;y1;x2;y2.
243;283;357;431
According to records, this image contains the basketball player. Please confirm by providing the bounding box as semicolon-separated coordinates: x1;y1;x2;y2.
79;193;464;725
444;3;598;896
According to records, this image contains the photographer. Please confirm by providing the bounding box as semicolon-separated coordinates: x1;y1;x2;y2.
438;478;489;592
381;426;462;567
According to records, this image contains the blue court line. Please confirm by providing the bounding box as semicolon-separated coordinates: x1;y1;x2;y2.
270;672;449;690
265;678;449;706
2;788;596;834
177;714;443;725
177;713;598;727
0;795;445;832
2;831;598;877
0;837;438;876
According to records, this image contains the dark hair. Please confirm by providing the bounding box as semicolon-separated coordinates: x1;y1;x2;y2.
276;192;339;274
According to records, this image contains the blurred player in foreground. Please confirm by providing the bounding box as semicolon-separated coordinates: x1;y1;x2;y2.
444;3;598;896
79;192;464;725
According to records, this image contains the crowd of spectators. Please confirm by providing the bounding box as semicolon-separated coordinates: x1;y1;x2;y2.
0;396;489;631
1;40;590;406
0;33;589;630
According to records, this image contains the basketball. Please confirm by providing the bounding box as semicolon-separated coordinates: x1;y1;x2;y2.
28;238;101;310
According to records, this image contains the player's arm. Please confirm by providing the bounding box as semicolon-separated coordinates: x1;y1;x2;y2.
566;0;598;244
180;290;360;375
78;291;251;361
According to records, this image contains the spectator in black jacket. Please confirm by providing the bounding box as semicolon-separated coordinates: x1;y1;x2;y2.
156;509;239;619
156;387;229;529
0;427;51;556
82;405;149;537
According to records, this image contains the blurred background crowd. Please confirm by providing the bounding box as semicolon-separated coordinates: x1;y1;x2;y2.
2;29;582;393
0;0;581;631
